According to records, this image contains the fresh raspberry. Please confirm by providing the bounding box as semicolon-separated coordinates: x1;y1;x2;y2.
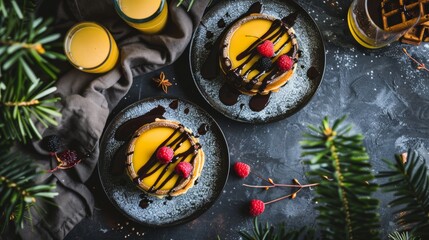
277;55;294;72
256;40;274;58
249;199;265;216
175;162;193;178
156;146;174;164
233;162;250;178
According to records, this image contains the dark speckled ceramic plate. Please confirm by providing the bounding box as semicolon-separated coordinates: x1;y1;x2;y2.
98;97;229;227
189;0;325;123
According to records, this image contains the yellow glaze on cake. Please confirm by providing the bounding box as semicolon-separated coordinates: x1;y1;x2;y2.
228;18;292;81
126;119;204;198
220;13;299;96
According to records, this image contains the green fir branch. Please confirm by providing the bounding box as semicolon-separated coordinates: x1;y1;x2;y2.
0;74;61;143
388;231;420;240
0;0;22;18
0;149;58;233
0;10;66;80
176;0;196;11
300;116;380;240
0;0;36;22
379;150;429;239
239;217;314;240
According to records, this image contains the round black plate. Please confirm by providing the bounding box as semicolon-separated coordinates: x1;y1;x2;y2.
189;0;325;123
98;97;229;227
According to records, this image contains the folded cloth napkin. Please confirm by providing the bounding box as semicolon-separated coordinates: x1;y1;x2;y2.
15;0;211;239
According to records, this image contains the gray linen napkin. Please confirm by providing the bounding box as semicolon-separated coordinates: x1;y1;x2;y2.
16;0;211;239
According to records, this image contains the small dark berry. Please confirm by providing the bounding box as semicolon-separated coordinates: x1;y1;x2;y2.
256;57;272;72
40;135;62;153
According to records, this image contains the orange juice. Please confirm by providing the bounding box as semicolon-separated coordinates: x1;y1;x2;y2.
64;22;119;73
114;0;168;34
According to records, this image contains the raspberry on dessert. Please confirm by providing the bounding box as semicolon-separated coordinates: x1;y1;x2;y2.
256;40;274;58
233;162;250;178
40;135;62;153
256;57;272;72
249;199;265;216
277;55;294;72
175;162;193;178
156;146;174;164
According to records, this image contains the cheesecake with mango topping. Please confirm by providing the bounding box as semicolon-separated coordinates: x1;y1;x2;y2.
219;13;299;96
126;119;204;198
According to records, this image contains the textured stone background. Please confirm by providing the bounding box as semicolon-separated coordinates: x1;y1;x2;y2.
66;0;429;239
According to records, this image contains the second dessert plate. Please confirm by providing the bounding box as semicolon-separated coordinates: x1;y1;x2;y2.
98;97;229;227
189;0;325;123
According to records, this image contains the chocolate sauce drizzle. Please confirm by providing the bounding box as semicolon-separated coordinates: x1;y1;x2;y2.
210;5;300;112
220;15;299;96
200;2;263;80
110;102;209;199
197;123;209;136
110;106;166;175
115;106;166;141
131;124;202;195
169;99;179;110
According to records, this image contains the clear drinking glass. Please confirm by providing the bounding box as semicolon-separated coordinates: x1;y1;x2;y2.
347;0;421;49
64;22;119;73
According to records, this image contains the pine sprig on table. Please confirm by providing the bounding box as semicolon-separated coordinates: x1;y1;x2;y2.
378;150;429;239
176;0;196;11
0;150;58;234
389;231;420;240
0;0;64;143
300;116;380;240
239;217;314;240
0;13;66;80
0;0;26;18
0;73;61;143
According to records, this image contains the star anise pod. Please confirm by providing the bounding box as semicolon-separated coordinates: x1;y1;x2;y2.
153;71;172;93
49;149;82;172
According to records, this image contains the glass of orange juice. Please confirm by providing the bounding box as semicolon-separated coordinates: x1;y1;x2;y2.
64;22;119;73
347;0;421;49
114;0;168;34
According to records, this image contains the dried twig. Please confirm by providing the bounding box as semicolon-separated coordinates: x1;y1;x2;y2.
402;48;429;73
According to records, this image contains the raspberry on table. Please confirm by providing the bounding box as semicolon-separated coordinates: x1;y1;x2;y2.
249;199;265;216
234;162;250;178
